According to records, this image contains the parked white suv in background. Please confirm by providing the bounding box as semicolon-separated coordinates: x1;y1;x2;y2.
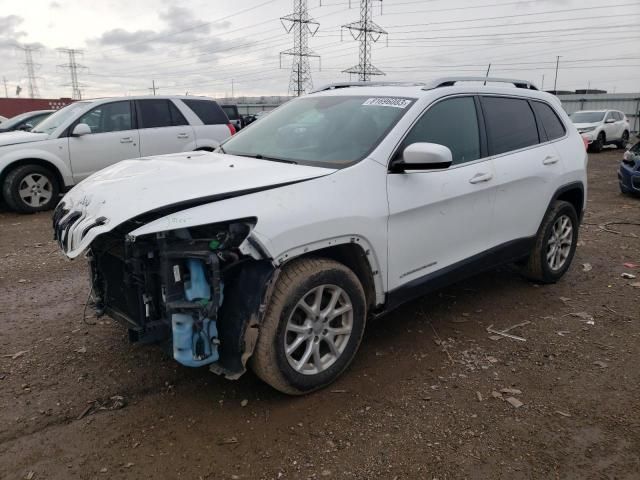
54;77;587;395
0;96;233;213
570;109;630;153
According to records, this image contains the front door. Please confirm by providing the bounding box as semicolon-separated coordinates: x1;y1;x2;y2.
68;100;140;182
387;96;496;291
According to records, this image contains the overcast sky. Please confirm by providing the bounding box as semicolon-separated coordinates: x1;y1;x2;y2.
0;0;638;99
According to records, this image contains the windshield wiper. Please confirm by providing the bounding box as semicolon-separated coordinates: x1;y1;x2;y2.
245;154;298;165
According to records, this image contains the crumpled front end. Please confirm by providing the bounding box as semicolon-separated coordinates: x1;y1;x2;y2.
55;209;276;378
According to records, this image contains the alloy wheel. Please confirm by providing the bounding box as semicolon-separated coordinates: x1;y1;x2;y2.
546;214;573;271
284;284;353;375
18;173;53;208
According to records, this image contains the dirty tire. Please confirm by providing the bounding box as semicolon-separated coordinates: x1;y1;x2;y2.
617;130;629;149
520;200;579;284
589;132;605;153
2;164;59;213
250;257;366;395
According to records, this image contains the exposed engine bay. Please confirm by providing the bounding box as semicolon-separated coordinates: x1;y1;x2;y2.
56;210;276;378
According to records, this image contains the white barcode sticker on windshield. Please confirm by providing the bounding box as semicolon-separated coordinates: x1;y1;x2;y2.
362;97;411;108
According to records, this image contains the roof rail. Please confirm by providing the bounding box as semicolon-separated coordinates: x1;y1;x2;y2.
424;76;538;90
311;81;426;93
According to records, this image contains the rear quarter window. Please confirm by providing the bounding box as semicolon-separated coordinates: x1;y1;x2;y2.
531;101;566;141
183;99;229;125
481;96;539;155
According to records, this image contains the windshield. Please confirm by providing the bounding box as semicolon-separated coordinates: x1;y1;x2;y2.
570;111;605;123
1;111;36;129
221;95;414;166
32;102;89;134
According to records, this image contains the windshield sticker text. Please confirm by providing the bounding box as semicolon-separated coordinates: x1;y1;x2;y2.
363;98;411;109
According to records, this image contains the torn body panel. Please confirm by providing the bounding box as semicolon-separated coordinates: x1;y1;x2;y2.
86;220;276;378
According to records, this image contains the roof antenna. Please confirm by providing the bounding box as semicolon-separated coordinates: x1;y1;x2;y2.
483;63;491;86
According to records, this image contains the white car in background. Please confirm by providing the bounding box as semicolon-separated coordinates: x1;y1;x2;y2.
0;96;234;213
0;115;7;123
54;77;587;395
569;109;630;153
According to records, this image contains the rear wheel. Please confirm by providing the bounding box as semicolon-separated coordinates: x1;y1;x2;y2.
589;132;605;153
617;130;629;149
2;164;60;213
251;257;367;395
520;200;579;284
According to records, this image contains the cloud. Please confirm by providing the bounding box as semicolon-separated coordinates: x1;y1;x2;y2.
98;28;158;53
92;5;233;54
0;15;27;49
49;1;62;8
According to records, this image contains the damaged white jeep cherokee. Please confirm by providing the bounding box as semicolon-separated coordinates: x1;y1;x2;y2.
54;77;587;395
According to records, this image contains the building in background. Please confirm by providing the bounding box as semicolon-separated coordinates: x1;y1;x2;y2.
0;98;74;118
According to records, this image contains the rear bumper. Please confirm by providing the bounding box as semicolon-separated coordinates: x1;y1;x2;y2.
618;163;640;192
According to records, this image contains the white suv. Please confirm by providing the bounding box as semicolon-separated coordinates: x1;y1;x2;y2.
1;95;233;213
54;77;587;395
569;109;630;153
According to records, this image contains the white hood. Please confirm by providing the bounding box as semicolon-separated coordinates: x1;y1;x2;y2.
56;151;335;258
0;130;49;146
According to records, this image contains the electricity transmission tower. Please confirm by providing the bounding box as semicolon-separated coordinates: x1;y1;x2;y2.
58;48;87;100
342;0;387;81
280;0;320;96
17;45;41;98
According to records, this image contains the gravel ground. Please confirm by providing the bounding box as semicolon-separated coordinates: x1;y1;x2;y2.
0;147;639;480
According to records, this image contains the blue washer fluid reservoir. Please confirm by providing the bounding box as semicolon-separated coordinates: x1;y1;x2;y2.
172;259;219;367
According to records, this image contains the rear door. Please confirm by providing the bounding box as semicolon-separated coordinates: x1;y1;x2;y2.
387;95;497;290
181;99;232;147
68;100;140;181
135;99;195;156
603;111;618;141
484;96;564;245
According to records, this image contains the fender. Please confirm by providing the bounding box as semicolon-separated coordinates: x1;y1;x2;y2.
0;148;74;187
271;234;386;306
545;181;585;223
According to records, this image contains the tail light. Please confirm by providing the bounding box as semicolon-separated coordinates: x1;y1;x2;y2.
227;123;236;135
581;135;589;151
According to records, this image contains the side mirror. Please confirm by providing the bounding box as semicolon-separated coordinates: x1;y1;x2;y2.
605;118;616;124
72;123;91;136
391;142;453;172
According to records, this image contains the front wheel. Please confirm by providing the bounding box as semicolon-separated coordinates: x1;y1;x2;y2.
251;258;367;395
520;200;579;284
2;164;60;213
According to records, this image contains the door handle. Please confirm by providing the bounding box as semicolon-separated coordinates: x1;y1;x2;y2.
543;155;559;165
468;172;493;184
120;137;133;143
177;133;189;139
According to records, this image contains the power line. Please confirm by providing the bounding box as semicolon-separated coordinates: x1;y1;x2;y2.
280;0;321;96
342;0;388;81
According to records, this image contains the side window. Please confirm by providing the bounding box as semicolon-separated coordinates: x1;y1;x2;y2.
531;101;566;141
137;99;187;129
75;101;132;134
605;111;614;122
183;99;229;125
399;96;481;165
481;96;539;155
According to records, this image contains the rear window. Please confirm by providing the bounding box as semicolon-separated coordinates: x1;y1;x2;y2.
183;99;229;125
481;96;539;155
531;101;566;141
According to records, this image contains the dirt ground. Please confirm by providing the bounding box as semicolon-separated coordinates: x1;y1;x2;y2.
0;147;639;480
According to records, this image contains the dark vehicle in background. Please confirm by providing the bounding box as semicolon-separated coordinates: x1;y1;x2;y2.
0;110;54;133
221;104;244;131
619;141;640;196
